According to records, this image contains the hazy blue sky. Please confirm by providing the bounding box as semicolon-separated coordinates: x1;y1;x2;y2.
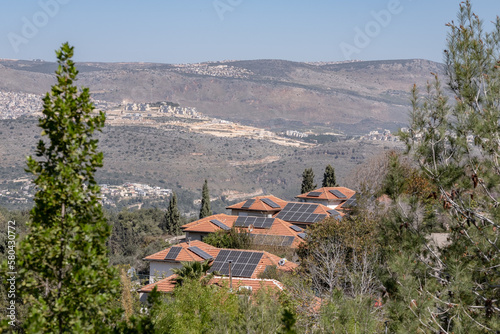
0;1;498;64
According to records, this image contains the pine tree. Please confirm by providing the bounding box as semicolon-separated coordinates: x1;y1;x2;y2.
300;168;316;194
392;2;500;330
17;43;120;333
164;192;181;235
199;179;212;219
322;164;337;187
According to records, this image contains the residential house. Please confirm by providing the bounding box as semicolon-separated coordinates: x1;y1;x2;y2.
181;213;305;248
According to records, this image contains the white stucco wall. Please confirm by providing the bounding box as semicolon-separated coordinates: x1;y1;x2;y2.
149;261;182;281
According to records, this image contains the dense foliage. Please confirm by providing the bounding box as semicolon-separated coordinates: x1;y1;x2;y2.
16;43;120;333
300;168;316;194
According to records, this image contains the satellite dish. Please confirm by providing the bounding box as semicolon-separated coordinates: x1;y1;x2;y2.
278;258;286;266
248;224;254;232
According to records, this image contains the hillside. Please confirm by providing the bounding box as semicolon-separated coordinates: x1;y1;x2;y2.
0;58;444;134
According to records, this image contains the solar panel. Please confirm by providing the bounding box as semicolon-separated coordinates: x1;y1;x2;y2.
290;225;302;232
298;233;307;240
188;246;213;260
209;250;263;277
329;189;347;199
328;209;341;216
210;219;230;231
251;234;295;247
241;199;256;209
234;216;274;229
343;197;357;207
276;203;327;224
261;198;281;208
308;191;321;197
164;247;182;260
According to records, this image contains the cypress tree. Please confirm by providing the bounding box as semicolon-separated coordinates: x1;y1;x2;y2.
199;179;212;219
300;168;317;194
165;192;181;235
322;164;337;187
17;43;120;333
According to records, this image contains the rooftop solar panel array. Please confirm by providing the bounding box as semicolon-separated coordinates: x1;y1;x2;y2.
209;249;263;277
307;191;322;197
250;234;295;247
329;189;347;199
188;246;213;260
261;198;281;208
275;203;327;223
164;247;182;260
298;232;307;240
290;225;303;232
210;219;231;231
234;216;274;229
241;199;256;209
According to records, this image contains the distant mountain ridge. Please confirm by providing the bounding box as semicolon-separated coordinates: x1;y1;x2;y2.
0;58;444;134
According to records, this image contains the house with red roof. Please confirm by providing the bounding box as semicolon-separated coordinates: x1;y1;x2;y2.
139;275;284;297
143;240;297;282
181;213;305;248
296;187;356;210
226;195;288;217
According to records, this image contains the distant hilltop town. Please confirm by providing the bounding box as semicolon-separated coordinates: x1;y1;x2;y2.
170;63;254;79
0;91;43;119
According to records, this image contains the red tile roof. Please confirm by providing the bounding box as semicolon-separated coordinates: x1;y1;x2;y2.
226;195;288;212
139;274;284;294
181;214;305;248
144;241;298;279
296;187;356;201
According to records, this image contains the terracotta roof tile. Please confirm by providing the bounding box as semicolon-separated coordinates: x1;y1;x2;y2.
226;195;288;212
181;214;305;248
296;187;356;201
139;275;284;294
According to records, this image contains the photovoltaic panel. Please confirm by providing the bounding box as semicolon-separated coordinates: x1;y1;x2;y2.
328;209;341;217
234;216;274;229
290;225;302;232
210;219;230;231
164;247;182;260
241;199;256;209
188;246;213;260
261;198;281;208
329;189;347;199
343;197;357;207
308;191;321;197
251;234;295;247
209;250;263;278
276;203;327;224
298;233;307;240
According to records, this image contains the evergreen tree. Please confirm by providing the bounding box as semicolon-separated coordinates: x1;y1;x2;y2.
300;168;316;194
199;179;212;219
17;43;120;333
164;192;181;235
392;2;500;331
322;164;337;187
